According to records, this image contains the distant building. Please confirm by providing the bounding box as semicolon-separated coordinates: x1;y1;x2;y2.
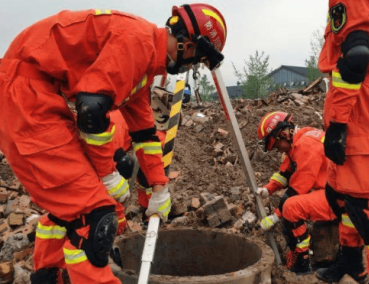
267;65;309;89
212;81;244;100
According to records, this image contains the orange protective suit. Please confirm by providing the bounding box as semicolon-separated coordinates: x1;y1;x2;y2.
0;9;168;283
319;0;369;250
265;127;336;252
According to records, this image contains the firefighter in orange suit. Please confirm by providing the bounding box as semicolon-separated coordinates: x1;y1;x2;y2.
257;112;336;275
315;1;369;283
0;4;227;284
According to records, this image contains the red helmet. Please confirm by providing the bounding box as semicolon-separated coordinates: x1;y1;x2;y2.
172;4;227;52
257;111;293;152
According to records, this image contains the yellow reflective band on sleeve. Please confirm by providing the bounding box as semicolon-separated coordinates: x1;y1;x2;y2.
130;74;148;95
80;125;115;146
332;71;362;90
270;172;288;187
321;136;325;143
296;236;311;250
107;177;129;199
36;222;67;240
63;248;88;265
342;213;355;228
133;142;162;155
158;198;171;217
95;9;112;15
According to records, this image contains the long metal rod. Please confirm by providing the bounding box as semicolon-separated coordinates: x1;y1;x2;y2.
211;68;282;265
138;71;189;284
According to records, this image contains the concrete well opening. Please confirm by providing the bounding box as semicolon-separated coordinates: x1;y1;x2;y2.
111;228;274;284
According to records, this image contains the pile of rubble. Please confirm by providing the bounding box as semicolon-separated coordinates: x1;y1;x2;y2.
0;78;336;284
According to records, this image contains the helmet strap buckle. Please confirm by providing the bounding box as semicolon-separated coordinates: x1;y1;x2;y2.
177;42;184;51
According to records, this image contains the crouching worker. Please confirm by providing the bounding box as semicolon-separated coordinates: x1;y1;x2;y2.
256;111;336;275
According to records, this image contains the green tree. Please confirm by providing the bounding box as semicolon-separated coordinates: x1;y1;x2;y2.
198;74;216;101
232;50;272;99
305;29;324;81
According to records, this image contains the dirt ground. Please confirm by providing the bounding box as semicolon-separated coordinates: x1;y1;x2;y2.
0;90;332;283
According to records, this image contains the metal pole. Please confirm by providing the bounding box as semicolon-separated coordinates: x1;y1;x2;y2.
211;68;282;265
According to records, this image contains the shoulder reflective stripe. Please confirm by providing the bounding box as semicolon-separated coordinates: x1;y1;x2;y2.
80;125;115;146
130;74;148;95
107;177;129;199
341;213;355;228
36;223;67;240
296;236;311;249
270;172;288;187
118;74;148;106
95;9;112;15
63;248;88;265
133;142;162;155
332;71;362;90
321;136;325;143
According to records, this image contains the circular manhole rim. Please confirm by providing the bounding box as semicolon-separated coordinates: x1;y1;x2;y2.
113;227;274;283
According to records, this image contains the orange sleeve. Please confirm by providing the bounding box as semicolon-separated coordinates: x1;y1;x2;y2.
289;139;324;195
329;69;360;123
265;180;284;195
120;93;168;187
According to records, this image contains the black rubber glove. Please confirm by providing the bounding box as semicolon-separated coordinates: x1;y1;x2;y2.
113;148;134;179
324;122;347;165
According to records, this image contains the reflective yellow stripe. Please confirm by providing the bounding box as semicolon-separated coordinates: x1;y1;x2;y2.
321;136;325;143
332;71;361;90
36;222;67;240
133;142;162;155
118;216;126;224
260;112;278;137
80;125;115;146
158;198;171;217
270;172;287;187
95;9;111;15
342;213;355;228
261;216;273;228
63;248;88;265
107;177;129;199
130;74;148;95
296;236;311;249
202;9;226;34
137;184;152;195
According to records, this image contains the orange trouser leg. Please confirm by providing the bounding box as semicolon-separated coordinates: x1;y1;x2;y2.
137;184;152;209
63;237;121;284
34;215;66;271
282;190;337;252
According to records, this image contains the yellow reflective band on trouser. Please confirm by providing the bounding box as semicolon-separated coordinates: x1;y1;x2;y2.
80;125;115;146
270;172;288;187
158;198;171;217
332;71;362;90
107;177;129;199
133;142;162;155
63;248;88;265
342;213;355;228
36;222;67;240
95;9;112;15
296;236;311;250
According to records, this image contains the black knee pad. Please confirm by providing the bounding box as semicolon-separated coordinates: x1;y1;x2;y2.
70;205;118;268
30;267;59;284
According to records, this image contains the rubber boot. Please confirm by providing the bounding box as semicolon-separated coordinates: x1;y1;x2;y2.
316;246;368;284
286;250;312;275
30;267;63;284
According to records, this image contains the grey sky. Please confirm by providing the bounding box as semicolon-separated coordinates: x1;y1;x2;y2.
0;0;328;86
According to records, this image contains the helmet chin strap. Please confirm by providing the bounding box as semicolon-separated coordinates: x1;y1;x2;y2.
166;34;195;75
